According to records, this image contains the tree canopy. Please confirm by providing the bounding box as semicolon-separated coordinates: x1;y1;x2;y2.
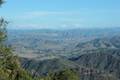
0;0;4;6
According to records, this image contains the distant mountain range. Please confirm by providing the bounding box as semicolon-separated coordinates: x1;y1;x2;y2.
8;28;120;80
76;36;120;50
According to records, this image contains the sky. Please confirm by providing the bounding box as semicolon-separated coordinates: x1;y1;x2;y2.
0;0;120;29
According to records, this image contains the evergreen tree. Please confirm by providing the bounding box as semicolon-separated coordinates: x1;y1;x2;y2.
0;0;4;5
44;69;79;80
0;1;33;80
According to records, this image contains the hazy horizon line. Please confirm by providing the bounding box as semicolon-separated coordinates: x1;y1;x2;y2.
7;26;120;31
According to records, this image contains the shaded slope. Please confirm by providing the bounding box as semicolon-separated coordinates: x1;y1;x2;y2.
20;58;78;77
20;57;118;80
70;49;120;79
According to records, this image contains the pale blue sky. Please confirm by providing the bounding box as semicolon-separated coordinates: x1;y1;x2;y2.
0;0;120;29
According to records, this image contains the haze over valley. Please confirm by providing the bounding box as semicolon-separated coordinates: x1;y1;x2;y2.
6;27;120;80
1;0;120;80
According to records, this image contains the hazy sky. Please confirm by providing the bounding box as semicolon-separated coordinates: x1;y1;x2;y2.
0;0;120;29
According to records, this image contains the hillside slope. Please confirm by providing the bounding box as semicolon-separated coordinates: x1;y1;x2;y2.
70;49;120;79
